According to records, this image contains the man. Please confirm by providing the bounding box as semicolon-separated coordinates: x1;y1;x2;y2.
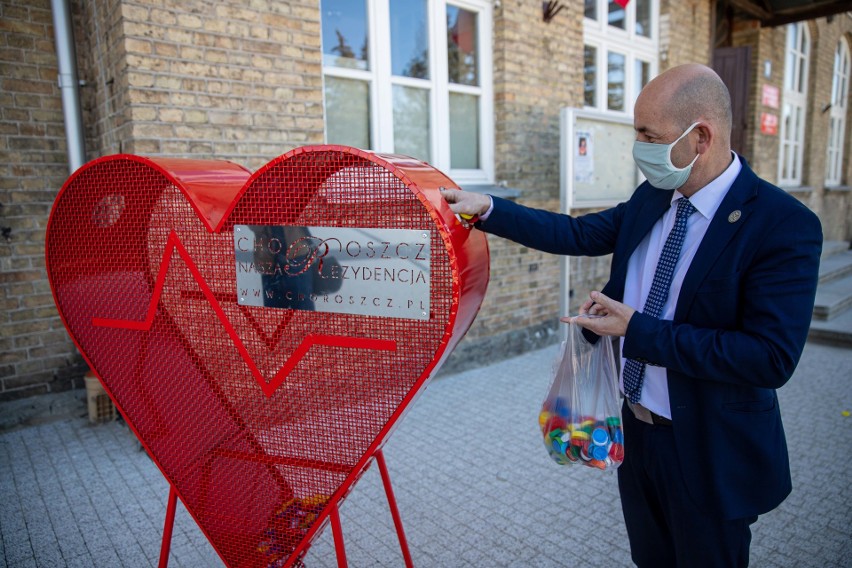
440;64;822;567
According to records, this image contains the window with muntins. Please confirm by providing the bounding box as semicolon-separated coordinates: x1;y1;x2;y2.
778;22;810;187
583;0;658;116
826;38;850;187
321;0;494;185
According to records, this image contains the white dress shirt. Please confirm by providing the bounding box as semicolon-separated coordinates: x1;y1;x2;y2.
621;153;742;418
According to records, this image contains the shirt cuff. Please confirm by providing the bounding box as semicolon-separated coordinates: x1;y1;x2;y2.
478;196;495;222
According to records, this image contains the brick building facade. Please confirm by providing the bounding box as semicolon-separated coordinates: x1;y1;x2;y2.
1;0;850;400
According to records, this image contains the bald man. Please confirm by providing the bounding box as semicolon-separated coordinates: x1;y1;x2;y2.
441;64;822;567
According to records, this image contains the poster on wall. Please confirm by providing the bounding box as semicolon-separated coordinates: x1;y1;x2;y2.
761;84;780;109
761;112;778;135
574;130;594;184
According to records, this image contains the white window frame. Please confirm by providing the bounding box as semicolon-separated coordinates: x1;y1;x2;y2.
583;0;659;117
321;0;494;185
778;22;810;188
826;38;850;187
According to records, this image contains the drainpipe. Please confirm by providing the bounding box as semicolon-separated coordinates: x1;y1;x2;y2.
51;0;86;173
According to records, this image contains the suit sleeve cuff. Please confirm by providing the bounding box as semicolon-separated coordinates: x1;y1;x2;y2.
623;311;656;364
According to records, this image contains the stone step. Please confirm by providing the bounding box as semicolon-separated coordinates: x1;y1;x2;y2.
819;249;852;284
812;272;852;320
809;307;852;348
821;240;849;259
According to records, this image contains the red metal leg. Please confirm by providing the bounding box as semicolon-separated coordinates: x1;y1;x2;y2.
375;450;413;568
330;505;348;568
158;485;178;568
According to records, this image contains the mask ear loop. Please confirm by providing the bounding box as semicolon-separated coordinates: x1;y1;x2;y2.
666;122;701;171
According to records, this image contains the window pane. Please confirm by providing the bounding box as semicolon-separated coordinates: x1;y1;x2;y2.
325;76;371;148
393;85;431;162
784;29;796;91
607;51;626;111
826;118;838;182
832;44;841;104
634;59;650;104
449;92;479;168
321;0;369;70
584;0;597;20
608;0;625;30
391;0;429;79
635;0;651;37
797;52;806;93
787;24;798;55
584;45;597;107
782;103;792;142
794;106;803;145
791;105;802;179
447;6;478;86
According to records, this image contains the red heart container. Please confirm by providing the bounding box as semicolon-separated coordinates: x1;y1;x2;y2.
45;146;489;567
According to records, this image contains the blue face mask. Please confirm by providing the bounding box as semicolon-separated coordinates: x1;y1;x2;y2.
633;122;700;190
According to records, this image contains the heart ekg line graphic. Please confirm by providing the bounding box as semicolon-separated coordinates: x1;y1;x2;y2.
92;230;397;397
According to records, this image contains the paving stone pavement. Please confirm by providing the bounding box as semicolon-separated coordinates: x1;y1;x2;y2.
1;340;850;567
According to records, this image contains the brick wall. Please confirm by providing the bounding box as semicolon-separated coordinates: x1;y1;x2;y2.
83;0;325;169
734;17;852;242
804;19;852;241
77;0;130;157
0;0;89;400
1;0;327;401
660;0;712;70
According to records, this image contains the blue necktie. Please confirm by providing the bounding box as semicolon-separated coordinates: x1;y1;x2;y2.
623;197;697;404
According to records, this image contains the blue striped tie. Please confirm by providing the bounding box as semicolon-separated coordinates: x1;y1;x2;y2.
623;197;696;404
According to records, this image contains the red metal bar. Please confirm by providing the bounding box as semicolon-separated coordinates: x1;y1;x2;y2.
375;450;414;568
45;148;489;567
158;485;178;568
330;505;348;568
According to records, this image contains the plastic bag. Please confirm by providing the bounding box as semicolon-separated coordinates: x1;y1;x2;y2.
539;322;624;470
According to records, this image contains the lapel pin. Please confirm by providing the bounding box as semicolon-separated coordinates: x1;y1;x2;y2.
728;210;742;223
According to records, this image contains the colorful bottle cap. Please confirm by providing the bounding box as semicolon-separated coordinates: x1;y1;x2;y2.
548;416;567;431
591;428;610;446
591;445;608;461
554;398;571;417
609;443;624;461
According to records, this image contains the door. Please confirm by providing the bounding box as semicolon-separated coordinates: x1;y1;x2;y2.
713;46;751;157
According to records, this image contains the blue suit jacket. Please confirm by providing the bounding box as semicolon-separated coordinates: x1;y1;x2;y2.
481;159;823;519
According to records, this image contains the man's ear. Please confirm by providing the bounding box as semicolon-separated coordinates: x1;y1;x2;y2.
695;122;713;154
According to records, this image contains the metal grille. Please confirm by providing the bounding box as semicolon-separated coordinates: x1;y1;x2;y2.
45;148;488;567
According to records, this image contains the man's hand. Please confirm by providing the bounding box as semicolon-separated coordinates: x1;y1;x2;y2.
560;291;636;337
439;187;491;220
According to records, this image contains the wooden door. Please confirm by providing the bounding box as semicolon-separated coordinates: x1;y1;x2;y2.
713;46;752;157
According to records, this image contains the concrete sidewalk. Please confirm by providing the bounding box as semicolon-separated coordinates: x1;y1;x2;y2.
1;340;850;567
